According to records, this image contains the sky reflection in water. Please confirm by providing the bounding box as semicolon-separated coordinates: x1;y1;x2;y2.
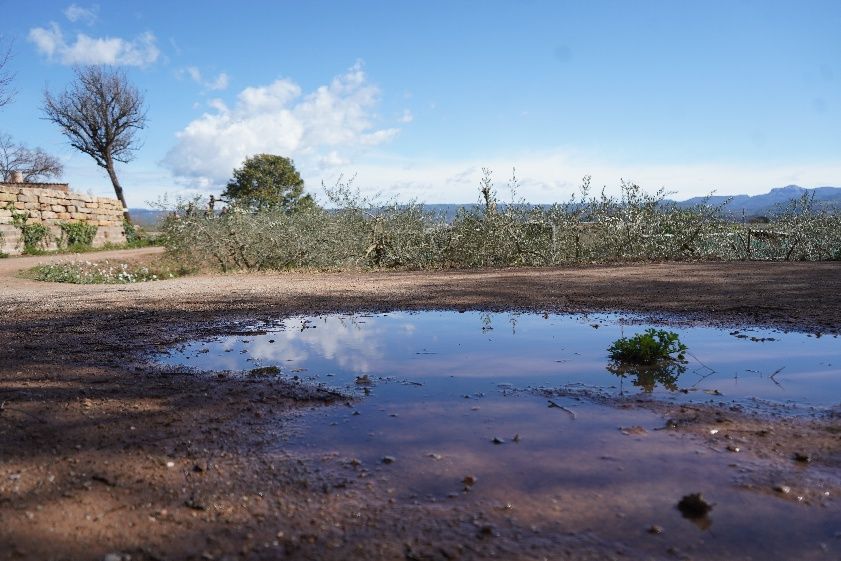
163;312;840;408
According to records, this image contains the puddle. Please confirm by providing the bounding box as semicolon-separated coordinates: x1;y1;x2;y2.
163;311;840;409
158;312;841;559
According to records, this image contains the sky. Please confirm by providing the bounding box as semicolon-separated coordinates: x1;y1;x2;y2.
0;0;839;208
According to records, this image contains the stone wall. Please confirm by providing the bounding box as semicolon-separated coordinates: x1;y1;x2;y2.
0;184;127;255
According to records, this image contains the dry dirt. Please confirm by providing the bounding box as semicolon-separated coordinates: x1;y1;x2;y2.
1;248;840;561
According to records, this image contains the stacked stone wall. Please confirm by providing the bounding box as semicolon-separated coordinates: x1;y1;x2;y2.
0;185;127;255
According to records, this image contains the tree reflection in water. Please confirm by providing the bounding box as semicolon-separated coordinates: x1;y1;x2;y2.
607;360;687;393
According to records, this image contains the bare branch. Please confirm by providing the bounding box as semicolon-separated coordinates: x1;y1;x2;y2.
0;133;63;182
0;38;16;109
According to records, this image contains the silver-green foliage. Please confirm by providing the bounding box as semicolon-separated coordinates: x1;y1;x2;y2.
161;172;841;271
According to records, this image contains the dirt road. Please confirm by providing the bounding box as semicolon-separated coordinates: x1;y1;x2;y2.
1;249;839;561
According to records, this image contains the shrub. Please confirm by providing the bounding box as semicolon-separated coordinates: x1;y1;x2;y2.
7;204;51;254
59;221;98;248
607;329;688;392
159;171;841;273
608;329;687;365
123;219;140;244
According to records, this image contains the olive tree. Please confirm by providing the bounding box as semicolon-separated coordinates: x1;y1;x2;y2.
222;154;316;212
42;66;146;221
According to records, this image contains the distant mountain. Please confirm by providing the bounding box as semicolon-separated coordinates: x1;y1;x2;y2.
127;185;841;226
676;185;841;217
128;208;167;229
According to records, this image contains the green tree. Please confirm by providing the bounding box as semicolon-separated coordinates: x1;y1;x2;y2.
222;154;316;212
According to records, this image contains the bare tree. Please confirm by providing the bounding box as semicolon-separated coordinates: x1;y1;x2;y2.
0;134;63;182
42;66;146;221
0;38;15;110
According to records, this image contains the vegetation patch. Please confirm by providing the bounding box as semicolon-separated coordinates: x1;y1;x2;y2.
608;329;687;365
29;259;189;284
607;329;688;392
59;221;98;248
160;171;841;273
7;204;51;254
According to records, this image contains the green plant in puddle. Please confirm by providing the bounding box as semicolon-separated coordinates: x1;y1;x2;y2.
608;329;687;364
607;329;688;392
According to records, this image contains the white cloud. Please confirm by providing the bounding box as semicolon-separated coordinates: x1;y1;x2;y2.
63;4;98;25
28;22;159;66
184;66;229;91
399;109;413;123
164;62;399;189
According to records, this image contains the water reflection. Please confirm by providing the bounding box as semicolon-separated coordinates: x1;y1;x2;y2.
607;361;687;392
161;312;841;407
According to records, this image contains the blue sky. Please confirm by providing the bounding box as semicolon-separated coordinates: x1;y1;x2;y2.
1;0;839;207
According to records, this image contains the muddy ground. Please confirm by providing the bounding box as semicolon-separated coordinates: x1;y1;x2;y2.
0;248;839;561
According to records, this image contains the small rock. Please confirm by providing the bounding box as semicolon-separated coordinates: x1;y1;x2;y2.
793;452;812;463
462;475;478;487
492;437;505;445
427;453;442;461
477;525;496;538
726;445;740;453
676;493;713;518
165;461;175;468
381;456;396;464
512;433;521;442
773;484;791;494
184;497;206;511
249;366;280;376
103;554;127;561
620;426;647;436
647;525;663;535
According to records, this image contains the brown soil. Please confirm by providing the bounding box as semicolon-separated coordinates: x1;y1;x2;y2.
1;248;839;561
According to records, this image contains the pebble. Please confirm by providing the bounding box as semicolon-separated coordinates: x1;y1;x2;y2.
793;452;812;463
462;475;478;487
773;484;791;494
381;456;395;465
492;437;505;445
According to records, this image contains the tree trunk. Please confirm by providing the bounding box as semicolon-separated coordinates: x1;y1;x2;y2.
105;156;131;223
